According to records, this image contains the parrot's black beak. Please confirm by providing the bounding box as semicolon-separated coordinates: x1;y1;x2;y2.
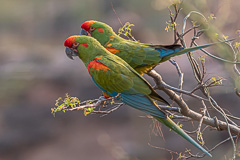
65;47;78;60
80;29;91;36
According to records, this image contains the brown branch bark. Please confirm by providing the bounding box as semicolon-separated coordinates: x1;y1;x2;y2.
147;70;240;135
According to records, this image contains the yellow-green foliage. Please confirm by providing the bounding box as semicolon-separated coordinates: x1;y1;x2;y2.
118;22;135;37
51;93;80;117
210;77;223;85
51;93;97;117
84;106;95;116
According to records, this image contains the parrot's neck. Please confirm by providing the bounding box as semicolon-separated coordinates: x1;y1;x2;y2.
79;45;109;66
93;31;123;46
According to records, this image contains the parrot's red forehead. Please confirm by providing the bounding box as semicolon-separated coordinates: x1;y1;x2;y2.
81;20;96;31
64;35;80;48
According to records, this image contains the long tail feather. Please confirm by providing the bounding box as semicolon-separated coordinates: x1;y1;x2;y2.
155;116;212;157
121;94;167;119
160;39;234;62
121;94;212;157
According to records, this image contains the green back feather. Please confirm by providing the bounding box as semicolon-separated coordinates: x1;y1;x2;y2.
75;35;169;105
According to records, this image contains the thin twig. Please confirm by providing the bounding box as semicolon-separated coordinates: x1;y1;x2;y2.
193;41;240;64
182;11;207;38
93;103;124;117
148;142;183;159
158;105;181;112
168;7;177;42
169;59;184;98
151;80;208;101
196;100;207;145
209;136;238;152
207;93;237;159
175;25;200;43
110;1;123;27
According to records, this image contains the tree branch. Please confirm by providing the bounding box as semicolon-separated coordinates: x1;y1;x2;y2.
147;70;240;135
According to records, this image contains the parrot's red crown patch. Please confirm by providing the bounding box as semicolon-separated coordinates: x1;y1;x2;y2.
81;20;96;31
64;36;79;48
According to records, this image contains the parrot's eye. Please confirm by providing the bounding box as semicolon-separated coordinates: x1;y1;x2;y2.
89;26;95;32
72;42;79;48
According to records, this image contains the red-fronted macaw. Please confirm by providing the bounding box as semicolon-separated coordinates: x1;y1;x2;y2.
80;20;230;75
64;35;212;157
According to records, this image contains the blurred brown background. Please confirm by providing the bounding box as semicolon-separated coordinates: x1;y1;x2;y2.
0;0;239;160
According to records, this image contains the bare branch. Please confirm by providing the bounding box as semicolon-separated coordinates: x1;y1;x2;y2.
65;96;108;111
110;1;123;27
147;70;240;135
169;59;184;98
151;71;209;101
209;136;238;153
193;41;240;64
92;103;124;117
195;100;207;145
148;142;183;159
60;95;182;115
158;105;181;112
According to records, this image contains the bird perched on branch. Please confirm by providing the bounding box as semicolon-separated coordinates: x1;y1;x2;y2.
64;35;212;157
80;20;232;75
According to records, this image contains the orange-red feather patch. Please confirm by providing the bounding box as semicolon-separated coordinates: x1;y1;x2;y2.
97;28;104;33
88;57;111;73
102;91;111;99
64;36;79;48
105;48;120;54
80;43;88;48
81;20;96;31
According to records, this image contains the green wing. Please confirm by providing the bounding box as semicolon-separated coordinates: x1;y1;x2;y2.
109;40;160;64
106;40;181;75
88;55;169;105
88;55;151;95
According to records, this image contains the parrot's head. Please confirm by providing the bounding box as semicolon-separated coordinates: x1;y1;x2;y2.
64;35;105;63
80;20;115;44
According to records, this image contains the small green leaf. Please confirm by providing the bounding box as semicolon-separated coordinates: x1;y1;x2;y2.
208;13;216;20
222;34;229;40
210;76;223;85
118;22;135;38
234;42;240;49
84;107;96;116
191;20;197;26
190;52;195;57
110;99;115;105
198;56;206;61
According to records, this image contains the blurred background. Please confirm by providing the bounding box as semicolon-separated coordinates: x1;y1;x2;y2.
0;0;239;159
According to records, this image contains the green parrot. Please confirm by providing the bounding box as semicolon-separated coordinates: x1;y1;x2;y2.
80;20;231;75
64;35;212;157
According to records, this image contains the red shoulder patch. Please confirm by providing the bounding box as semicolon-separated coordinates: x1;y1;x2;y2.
97;28;104;33
80;43;88;48
102;91;111;99
88;57;110;73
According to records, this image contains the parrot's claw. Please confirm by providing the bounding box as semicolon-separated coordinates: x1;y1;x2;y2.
65;47;78;60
